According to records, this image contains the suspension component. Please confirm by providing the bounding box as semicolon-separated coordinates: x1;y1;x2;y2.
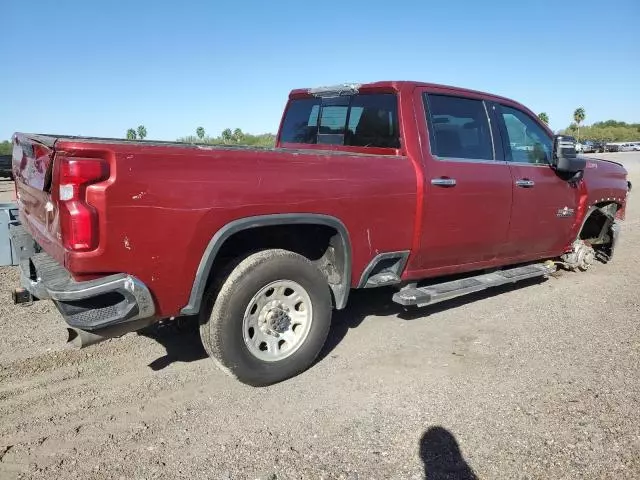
561;240;596;271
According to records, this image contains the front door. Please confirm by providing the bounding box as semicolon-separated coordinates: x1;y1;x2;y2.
409;89;513;274
495;103;580;259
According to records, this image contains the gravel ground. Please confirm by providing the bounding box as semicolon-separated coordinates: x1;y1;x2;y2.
0;153;638;479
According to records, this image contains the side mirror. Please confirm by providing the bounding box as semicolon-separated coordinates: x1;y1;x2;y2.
552;135;586;173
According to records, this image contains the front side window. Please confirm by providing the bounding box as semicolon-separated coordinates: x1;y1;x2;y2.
500;105;552;164
425;94;494;160
279;93;399;148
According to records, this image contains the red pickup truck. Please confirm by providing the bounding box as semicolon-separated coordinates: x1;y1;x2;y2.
9;81;631;386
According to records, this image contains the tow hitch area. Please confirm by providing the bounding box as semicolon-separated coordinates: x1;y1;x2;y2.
12;287;33;305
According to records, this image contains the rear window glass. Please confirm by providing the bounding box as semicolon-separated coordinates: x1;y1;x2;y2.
280;94;400;148
425;94;494;160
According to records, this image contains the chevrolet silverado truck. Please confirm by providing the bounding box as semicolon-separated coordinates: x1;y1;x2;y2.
8;81;631;386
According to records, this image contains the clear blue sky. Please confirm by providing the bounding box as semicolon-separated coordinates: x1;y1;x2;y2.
2;0;638;140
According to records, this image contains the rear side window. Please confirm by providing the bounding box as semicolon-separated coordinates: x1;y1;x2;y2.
280;94;400;148
424;94;494;160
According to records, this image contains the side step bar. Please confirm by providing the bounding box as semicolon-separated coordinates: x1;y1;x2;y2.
392;262;556;307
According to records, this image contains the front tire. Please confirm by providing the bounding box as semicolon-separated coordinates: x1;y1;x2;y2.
199;249;332;386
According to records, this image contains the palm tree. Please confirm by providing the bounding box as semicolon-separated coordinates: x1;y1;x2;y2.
137;125;147;140
538;112;549;125
126;129;137;140
573;108;586;142
221;128;233;143
196;127;205;140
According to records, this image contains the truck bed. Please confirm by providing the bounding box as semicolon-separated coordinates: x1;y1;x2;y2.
12;131;418;318
20;133;397;158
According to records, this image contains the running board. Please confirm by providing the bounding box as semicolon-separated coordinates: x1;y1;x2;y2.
392;263;556;307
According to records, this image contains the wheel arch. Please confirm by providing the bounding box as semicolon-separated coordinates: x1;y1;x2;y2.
180;214;352;316
577;201;620;245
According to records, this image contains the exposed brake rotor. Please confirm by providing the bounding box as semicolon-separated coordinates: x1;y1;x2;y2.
561;240;596;271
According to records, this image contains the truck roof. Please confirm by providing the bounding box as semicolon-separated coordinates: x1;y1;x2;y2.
289;80;517;105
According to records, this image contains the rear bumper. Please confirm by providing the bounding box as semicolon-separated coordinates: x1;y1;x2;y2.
9;224;155;331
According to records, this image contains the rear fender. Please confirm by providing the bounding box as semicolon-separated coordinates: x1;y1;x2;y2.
180;214;352;315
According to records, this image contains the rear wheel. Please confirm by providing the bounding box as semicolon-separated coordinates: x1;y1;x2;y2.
199;249;332;386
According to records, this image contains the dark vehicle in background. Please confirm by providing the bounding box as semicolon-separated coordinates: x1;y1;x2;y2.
606;143;621;152
580;141;597;154
0;155;13;179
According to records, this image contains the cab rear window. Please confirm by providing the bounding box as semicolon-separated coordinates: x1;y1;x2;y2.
279;94;400;148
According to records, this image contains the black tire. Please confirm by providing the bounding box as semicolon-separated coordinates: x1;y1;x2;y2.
199;249;332;386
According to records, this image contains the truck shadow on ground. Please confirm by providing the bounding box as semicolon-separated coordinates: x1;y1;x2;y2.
420;426;478;480
317;276;548;363
141;277;548;371
139;317;207;370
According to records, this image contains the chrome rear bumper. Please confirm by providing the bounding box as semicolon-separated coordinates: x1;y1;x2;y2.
9;224;155;331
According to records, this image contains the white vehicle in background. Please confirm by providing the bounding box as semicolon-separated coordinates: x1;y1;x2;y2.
620;143;636;152
581;141;597;154
633;143;640;151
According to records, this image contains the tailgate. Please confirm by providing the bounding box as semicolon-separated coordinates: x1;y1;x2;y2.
12;133;64;263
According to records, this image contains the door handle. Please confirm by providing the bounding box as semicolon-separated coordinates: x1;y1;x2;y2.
515;179;535;188
431;177;457;187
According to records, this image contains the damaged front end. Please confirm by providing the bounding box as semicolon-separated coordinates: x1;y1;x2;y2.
562;203;623;270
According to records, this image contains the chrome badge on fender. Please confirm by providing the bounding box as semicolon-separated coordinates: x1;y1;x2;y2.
557;206;575;218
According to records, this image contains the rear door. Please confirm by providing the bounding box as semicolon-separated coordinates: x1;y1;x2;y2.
493;103;580;259
410;89;513;274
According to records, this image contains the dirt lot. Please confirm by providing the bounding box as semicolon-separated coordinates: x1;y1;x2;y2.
0;153;638;479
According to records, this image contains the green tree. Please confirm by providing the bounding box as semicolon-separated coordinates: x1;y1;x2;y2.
0;140;12;156
573;108;586;142
177;130;275;148
196;127;205;140
137;125;147;140
559;119;640;143
126;129;137;140
221;128;233;143
564;122;578;137
537;112;549;125
232;128;244;143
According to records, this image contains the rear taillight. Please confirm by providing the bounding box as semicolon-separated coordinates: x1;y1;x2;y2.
57;158;109;251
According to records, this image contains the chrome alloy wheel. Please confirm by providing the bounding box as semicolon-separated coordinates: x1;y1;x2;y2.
242;280;313;362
